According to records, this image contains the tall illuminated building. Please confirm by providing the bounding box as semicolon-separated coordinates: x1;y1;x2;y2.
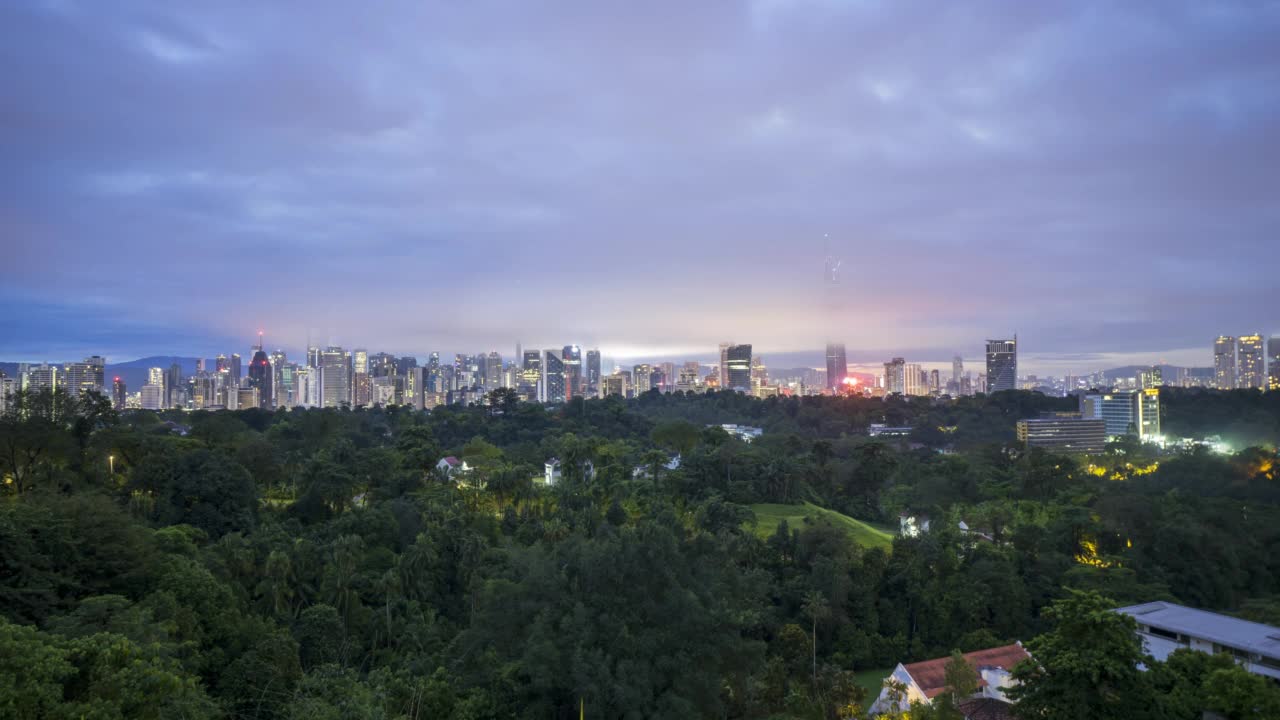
660;361;676;392
826;344;847;391
352;348;370;407
112;377;126;410
562;345;582;400
1269;336;1280;391
986;337;1017;392
725;344;752;392
486;352;503;390
543;349;566;403
952;355;964;391
1138;366;1163;390
248;337;274;409
1238;334;1265;390
230;353;242;384
319;347;350;408
719;342;732;389
1081;389;1161;440
1214;336;1237;390
586;350;602;396
521;351;542;401
884;357;906;395
904;363;926;396
63;355;106;397
167;363;183;408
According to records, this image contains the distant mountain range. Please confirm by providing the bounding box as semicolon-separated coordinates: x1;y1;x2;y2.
1099;364;1213;381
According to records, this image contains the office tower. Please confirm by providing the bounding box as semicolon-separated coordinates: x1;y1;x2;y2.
1270;336;1280;391
632;364;652;394
826;343;847;391
1138;366;1163;390
719;342;732;389
294;366;319;408
929;369;941;394
725;344;752;392
307;346;321;369
521;351;542;401
600;372;629;398
140;384;164;410
352;349;370;407
986;337;1017;392
236;387;259;410
751;356;768;389
248;349;274;409
195;358;206;374
112;377;126;410
319;347;350;408
62;356;106;397
166;363;183;408
562;345;582;400
230;353;242;384
215;354;229;374
586;350;602;396
952;355;963;386
1214;336;1237;390
883;358;906;395
486;351;502;391
1016;415;1107;454
542;349;566;403
1081;389;1161;439
1238;334;1265;390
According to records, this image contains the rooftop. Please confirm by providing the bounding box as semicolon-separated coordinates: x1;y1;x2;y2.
902;643;1030;699
1117;602;1280;658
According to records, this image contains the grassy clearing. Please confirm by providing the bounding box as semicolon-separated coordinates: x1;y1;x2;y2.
852;667;892;704
748;502;895;552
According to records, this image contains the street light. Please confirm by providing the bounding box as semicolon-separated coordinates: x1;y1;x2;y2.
108;454;115;475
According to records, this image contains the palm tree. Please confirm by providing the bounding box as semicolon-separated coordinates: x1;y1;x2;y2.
801;590;830;687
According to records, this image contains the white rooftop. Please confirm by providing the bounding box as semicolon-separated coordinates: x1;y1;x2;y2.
1117;601;1280;659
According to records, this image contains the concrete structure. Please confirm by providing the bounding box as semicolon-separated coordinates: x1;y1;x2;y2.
1117;601;1280;681
1080;389;1160;440
1016;415;1107;454
62;356;106;397
986;338;1017;392
869;643;1030;715
542;349;566;403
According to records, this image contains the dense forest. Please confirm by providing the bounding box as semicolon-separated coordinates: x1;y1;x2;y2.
2;387;1279;719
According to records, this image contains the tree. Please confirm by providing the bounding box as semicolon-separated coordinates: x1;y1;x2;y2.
801;590;830;688
1009;590;1152;720
943;649;978;704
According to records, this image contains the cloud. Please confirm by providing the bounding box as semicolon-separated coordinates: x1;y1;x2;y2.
1;0;1278;371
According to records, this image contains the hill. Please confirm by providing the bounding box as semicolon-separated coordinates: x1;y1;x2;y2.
749;502;895;551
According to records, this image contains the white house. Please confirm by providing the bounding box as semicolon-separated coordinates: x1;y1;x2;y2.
1116;601;1280;681
869;643;1030;716
435;456;470;477
545;458;561;485
716;424;763;442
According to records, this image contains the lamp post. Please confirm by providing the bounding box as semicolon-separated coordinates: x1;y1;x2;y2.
108;454;115;475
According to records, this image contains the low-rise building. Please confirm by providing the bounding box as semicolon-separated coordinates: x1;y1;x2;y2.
868;643;1030;716
1116;601;1280;681
1016;414;1107;454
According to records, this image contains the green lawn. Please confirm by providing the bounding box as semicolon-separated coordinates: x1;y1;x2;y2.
748;502;895;551
852;667;892;704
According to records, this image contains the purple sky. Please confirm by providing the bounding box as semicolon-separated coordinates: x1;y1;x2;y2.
2;1;1278;374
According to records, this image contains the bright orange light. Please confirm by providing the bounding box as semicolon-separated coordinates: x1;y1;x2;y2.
842;377;859;386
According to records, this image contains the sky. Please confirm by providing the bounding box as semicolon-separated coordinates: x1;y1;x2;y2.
2;1;1278;375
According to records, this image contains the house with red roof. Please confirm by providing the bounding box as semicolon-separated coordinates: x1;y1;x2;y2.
867;642;1030;716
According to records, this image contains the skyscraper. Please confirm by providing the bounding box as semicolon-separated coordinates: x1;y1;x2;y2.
1269;336;1280;391
952;355;964;388
248;346;273;409
112;376;126;410
352;348;370;407
884;357;906;395
719;342;732;389
543;349;566;403
632;364;652;394
521;350;542;401
825;343;847;391
725;344;752;392
319;347;350;408
986;337;1017;393
1238;334;1265;390
1214;336;1237;390
586;349;602;396
486;351;502;391
230;353;242;384
167;363;183;408
562;345;582;400
62;356;106;397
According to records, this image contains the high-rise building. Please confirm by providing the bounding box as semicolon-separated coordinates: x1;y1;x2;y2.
248;348;274;409
521;351;542;401
62;356;106;397
825;343;847;391
486;351;503;391
1214;336;1237;390
167;363;183;408
929;369;941;394
725;344;752;392
600;372;629;398
215;354;229;374
112;377;126;410
586;350;602;396
904;363;926;396
719;342;732;389
319;347;350;408
562;345;582;400
986;337;1018;393
307;346;321;369
1238;334;1265;390
1138;366;1163;390
352;349;370;407
632;364;652;394
1081;389;1161;439
884;357;906;395
542;349;566;403
1269;336;1280;391
952;355;964;387
230;353;242;384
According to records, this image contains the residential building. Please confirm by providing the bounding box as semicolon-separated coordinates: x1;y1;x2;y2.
904;363;926;396
1270;336;1280;391
486;351;502;391
825;343;847;391
1238;333;1266;390
868;643;1031;715
884;357;906;395
986;337;1017;392
1080;389;1160;439
62;356;106;397
319;347;350;408
1214;336;1237;390
586;349;602;396
0;376;18;414
140;382;165;410
1116;601;1280;681
435;456;470;477
1138;366;1163;390
632;364;652;394
236;387;259;410
600;372;629;398
725;344;752;392
21;363;59;392
719;342;732;391
521;350;541;401
352;348;370;407
1016;415;1107;454
544;458;561;485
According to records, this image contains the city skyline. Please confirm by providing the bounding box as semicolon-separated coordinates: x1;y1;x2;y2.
3;3;1279;367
